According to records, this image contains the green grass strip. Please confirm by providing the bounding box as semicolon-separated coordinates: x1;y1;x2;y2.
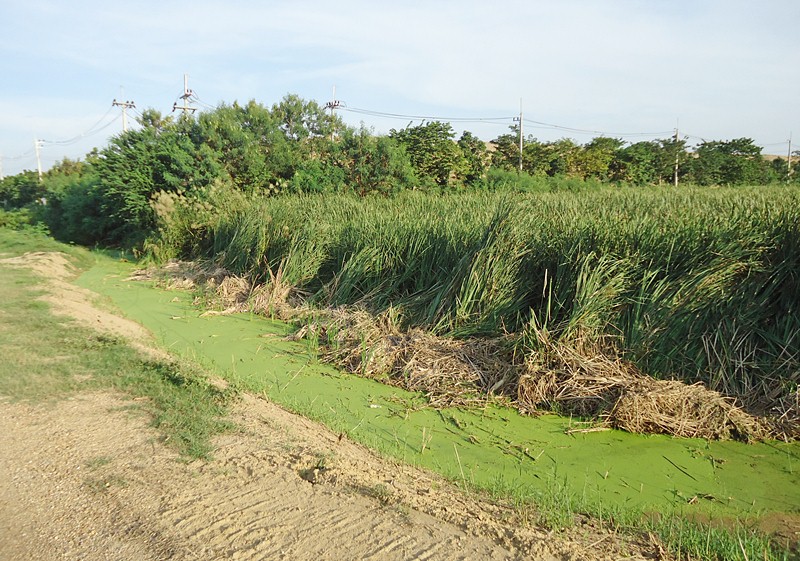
0;229;235;459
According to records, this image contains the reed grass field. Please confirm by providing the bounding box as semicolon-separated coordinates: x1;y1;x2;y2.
149;184;800;419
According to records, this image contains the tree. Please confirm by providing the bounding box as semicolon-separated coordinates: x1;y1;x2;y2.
579;137;624;180
492;135;584;178
615;141;661;184
457;131;489;185
196;101;285;191
270;95;344;184
546;138;582;177
521;139;552;177
390;121;465;187
0;171;43;209
194;97;345;194
137;108;174;132
306;126;414;195
766;153;800;184
793;150;800;184
490;128;521;172
271;94;337;142
41;174;106;246
689;138;768;185
767;157;789;184
90;113;221;245
655;136;690;184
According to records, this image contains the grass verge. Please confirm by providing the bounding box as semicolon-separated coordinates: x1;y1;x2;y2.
0;229;235;459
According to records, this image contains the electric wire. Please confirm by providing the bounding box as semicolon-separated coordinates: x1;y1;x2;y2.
342;106;514;124
191;94;217;110
522;117;674;138
42;106;114;145
43;113;122;146
683;133;710;144
42;107;121;146
5;147;36;161
343;105;676;138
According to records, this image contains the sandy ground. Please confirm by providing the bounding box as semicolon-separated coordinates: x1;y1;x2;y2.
0;252;659;561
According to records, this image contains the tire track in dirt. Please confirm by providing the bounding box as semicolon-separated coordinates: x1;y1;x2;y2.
0;392;529;561
155;420;518;561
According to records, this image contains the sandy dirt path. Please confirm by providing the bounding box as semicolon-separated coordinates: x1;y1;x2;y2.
0;393;542;561
0;252;656;561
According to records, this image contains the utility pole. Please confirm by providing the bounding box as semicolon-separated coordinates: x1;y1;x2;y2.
0;155;4;181
112;98;136;132
513;99;523;172
34;138;43;182
673;124;680;187
788;133;793;183
172;74;197;115
324;85;342;141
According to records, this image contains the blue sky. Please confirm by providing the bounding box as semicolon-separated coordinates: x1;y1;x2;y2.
2;0;798;176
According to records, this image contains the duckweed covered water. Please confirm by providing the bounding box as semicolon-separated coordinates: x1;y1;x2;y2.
78;257;800;523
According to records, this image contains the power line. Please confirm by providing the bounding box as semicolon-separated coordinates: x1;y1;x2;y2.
191;94;216;111
5;147;36;161
342;104;677;139
41;108;121;146
129;106;144;120
3;82;794;177
41;114;122;147
522;118;674;138
342;106;513;124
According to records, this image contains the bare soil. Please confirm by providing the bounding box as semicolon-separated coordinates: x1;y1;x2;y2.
0;252;660;561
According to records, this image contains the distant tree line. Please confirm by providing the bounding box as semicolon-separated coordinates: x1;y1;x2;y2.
1;93;797;247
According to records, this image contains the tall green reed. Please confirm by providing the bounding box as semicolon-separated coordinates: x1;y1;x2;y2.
151;185;800;405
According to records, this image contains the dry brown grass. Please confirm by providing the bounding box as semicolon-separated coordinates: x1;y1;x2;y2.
770;390;800;440
518;343;772;441
129;260;229;290
299;309;517;408
130;260;299;319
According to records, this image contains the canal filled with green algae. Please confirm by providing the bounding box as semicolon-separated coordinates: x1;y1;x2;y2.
78;256;800;524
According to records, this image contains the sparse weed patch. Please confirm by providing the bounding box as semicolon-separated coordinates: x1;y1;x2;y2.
366;483;395;507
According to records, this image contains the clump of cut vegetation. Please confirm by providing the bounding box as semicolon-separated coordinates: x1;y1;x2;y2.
518;343;772;441
295;308;518;409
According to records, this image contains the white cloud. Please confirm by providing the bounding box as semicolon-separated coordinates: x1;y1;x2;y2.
1;0;798;174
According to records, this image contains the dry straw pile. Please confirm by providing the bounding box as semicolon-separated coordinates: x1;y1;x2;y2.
129;260;298;319
518;344;773;441
296;309;791;442
299;309;518;409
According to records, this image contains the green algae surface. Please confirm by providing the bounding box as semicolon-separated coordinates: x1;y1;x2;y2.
78;256;800;523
